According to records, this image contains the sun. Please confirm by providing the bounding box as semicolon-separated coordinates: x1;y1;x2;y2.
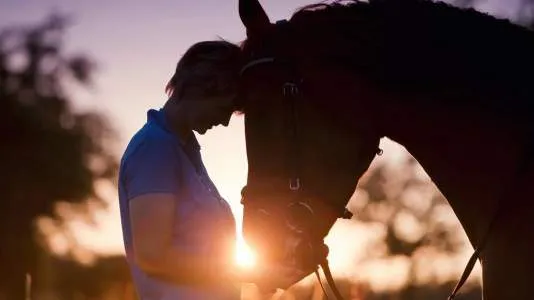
235;239;257;269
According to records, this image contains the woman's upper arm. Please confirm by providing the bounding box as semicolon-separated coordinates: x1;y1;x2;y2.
122;137;181;267
129;193;175;268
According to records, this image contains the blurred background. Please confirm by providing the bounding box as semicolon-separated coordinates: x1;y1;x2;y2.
0;0;531;299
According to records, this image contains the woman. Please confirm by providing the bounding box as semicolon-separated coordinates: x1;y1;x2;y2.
118;40;306;300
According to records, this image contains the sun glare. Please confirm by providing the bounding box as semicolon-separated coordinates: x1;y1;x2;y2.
235;240;257;269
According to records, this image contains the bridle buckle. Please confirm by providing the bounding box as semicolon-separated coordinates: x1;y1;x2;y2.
283;82;299;97
289;177;301;191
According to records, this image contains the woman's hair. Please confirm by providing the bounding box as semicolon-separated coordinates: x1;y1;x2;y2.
165;40;242;107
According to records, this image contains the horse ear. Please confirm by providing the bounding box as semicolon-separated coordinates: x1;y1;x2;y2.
239;0;271;36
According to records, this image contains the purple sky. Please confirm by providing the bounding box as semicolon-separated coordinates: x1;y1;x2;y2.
0;0;313;138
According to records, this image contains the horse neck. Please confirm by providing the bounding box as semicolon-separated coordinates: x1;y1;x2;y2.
374;93;528;244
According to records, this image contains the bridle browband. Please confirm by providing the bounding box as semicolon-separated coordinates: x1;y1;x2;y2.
239;18;523;300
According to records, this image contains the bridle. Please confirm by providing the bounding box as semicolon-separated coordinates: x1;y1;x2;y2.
239;42;352;300
238;19;525;300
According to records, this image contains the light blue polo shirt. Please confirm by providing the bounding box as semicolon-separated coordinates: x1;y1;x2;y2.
118;108;239;300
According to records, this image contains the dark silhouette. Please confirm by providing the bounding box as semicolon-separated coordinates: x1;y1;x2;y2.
0;14;117;299
237;0;534;299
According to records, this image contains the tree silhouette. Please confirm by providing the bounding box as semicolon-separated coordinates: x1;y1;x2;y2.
0;13;118;299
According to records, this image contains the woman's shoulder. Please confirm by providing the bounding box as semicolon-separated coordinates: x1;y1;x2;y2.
121;123;183;165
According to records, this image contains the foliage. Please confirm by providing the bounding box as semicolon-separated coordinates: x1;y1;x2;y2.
0;13;118;299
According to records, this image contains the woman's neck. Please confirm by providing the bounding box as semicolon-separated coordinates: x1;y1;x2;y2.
162;100;192;142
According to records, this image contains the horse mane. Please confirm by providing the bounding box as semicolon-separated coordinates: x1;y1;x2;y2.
285;0;534;117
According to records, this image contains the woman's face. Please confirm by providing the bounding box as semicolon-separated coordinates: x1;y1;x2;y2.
181;93;236;134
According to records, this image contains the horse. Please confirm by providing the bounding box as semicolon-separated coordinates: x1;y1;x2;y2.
236;0;534;299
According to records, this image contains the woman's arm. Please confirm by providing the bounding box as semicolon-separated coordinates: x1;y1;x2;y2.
129;192;232;285
122;136;232;285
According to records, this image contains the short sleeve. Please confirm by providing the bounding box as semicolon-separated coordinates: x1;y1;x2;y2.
122;137;181;199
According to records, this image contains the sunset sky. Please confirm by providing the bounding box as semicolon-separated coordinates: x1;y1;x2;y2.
0;0;517;290
0;0;315;254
